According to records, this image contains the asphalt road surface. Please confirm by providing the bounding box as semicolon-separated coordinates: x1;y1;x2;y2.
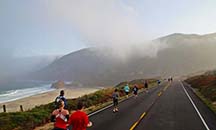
88;81;216;130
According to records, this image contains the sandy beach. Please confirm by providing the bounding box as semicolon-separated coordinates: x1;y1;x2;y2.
0;87;99;112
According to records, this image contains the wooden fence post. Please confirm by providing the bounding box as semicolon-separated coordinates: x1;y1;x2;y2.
20;105;23;112
3;105;6;112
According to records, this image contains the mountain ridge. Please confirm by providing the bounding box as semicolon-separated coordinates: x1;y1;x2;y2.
29;32;216;86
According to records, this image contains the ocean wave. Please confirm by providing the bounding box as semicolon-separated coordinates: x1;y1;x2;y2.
0;84;55;103
0;90;18;97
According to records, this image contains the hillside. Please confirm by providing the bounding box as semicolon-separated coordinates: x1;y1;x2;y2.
185;70;216;112
185;71;216;101
30;33;216;86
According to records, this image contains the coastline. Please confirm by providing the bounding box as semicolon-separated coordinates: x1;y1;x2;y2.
0;87;99;112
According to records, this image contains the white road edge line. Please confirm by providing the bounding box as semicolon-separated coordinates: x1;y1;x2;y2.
88;93;133;117
88;104;113;117
180;81;210;130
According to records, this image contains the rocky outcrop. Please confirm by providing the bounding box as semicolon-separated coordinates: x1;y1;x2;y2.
51;80;65;89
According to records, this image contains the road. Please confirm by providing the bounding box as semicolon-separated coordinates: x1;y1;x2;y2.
88;81;216;130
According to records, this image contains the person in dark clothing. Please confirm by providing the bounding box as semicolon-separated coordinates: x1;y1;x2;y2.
112;89;119;112
157;80;161;86
133;84;139;98
144;80;149;93
55;90;68;109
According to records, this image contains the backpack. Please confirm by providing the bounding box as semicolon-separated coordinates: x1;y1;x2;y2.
55;96;64;108
55;96;61;102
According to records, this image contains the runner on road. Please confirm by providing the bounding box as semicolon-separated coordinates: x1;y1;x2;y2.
132;84;139;98
144;80;149;93
68;101;92;130
55;90;68;109
124;83;130;98
51;100;69;130
157;80;161;86
112;89;119;113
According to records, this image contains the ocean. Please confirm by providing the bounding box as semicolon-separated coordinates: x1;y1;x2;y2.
0;81;55;103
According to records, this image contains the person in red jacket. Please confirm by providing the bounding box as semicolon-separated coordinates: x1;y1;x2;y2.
51;100;69;130
68;101;92;130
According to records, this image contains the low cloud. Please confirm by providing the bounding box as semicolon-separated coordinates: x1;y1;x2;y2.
50;0;164;58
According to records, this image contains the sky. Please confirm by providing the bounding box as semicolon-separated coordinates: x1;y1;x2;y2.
1;0;216;57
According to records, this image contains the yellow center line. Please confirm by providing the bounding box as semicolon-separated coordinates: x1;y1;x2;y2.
140;112;146;119
129;83;170;130
130;122;138;130
130;112;146;130
158;91;162;96
163;83;170;91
